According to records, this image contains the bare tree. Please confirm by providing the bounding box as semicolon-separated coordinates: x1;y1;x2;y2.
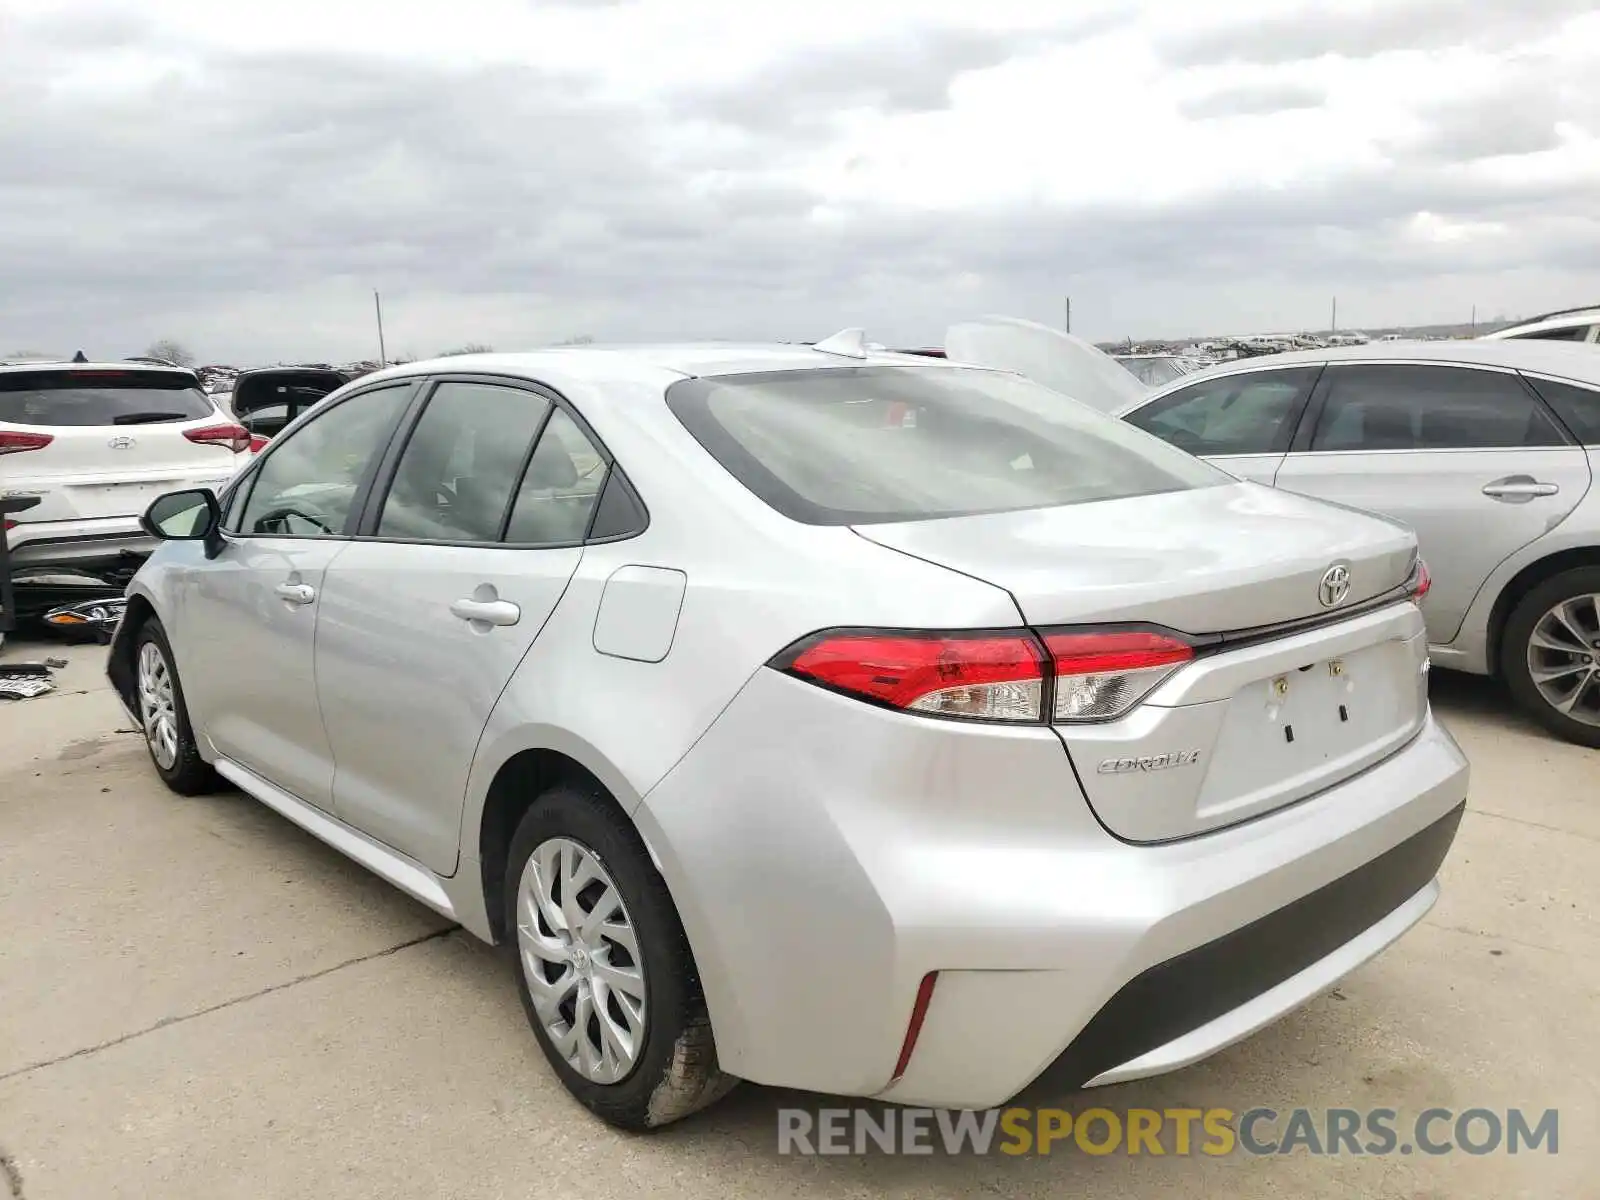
145;339;196;367
438;343;495;356
557;334;595;345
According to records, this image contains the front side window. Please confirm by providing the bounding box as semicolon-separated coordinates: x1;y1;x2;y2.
1310;365;1566;452
377;382;552;543
1125;367;1317;457
667;365;1227;525
237;386;411;536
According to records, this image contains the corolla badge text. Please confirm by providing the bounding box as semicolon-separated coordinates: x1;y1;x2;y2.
1097;750;1203;774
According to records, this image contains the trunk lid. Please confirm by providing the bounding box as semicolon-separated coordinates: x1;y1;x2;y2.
854;480;1417;633
856;482;1428;842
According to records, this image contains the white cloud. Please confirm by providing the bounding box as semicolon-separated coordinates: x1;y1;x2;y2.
2;0;1598;360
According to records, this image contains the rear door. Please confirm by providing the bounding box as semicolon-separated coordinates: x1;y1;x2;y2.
0;367;242;523
1272;362;1592;643
314;378;609;874
1121;364;1321;485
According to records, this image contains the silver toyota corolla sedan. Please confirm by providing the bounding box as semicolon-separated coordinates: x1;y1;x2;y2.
108;338;1469;1130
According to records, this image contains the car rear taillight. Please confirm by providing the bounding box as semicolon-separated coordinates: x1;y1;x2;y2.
773;630;1047;721
772;625;1196;723
0;431;53;455
1043;629;1194;722
184;423;251;453
1406;557;1431;602
248;434;269;453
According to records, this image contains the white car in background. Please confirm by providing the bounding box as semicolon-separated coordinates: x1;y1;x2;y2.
1483;305;1600;345
0;362;249;570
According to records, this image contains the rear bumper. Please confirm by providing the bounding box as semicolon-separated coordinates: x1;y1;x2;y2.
636;668;1470;1108
7;517;155;567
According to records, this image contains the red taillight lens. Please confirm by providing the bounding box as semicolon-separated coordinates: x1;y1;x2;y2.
1043;629;1193;721
774;630;1046;721
248;434;269;453
184;423;251;454
0;431;53;455
1407;558;1431;602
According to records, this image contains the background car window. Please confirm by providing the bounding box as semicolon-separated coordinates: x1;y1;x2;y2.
1310;365;1566;452
504;409;607;544
1525;377;1600;444
238;386;410;537
1510;327;1589;342
0;369;214;426
378;382;551;543
1125;368;1316;456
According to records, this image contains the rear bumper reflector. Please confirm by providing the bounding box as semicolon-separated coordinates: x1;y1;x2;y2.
891;972;939;1082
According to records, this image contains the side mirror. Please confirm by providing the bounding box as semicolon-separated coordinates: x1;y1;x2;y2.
141;489;220;542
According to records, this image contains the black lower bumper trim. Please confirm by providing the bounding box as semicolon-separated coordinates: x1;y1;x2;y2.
1037;801;1465;1093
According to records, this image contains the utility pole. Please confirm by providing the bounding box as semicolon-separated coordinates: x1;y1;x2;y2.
374;290;388;366
1330;296;1337;335
1471;305;1477;335
1064;297;1072;334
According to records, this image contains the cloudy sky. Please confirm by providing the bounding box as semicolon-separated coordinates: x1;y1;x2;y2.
2;0;1597;364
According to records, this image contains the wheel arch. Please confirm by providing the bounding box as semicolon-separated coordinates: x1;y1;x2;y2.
1486;546;1600;676
473;739;648;944
107;591;159;718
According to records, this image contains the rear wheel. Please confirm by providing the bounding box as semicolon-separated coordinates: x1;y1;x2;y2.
134;618;221;794
503;782;735;1130
1502;567;1600;748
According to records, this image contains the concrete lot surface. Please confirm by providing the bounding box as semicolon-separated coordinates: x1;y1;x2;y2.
1;638;1595;1198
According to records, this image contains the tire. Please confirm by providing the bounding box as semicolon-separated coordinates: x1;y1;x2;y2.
133;618;222;795
1501;566;1600;749
503;781;736;1130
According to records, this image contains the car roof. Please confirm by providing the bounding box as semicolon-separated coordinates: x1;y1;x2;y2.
348;342;949;391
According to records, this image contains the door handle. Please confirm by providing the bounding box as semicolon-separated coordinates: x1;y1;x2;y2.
450;597;521;627
1482;476;1560;502
274;582;316;605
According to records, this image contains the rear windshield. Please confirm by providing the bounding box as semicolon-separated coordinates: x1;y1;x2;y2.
667;365;1227;525
0;370;214;427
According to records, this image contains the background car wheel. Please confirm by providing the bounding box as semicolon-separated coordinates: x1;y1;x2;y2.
503;781;735;1130
1502;566;1600;749
134;618;221;794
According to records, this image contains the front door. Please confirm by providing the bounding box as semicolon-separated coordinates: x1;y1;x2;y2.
180;383;415;809
314;381;608;873
1272;363;1593;643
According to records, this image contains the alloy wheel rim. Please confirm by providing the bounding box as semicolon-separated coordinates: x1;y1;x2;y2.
1527;593;1600;728
137;641;180;769
516;837;647;1084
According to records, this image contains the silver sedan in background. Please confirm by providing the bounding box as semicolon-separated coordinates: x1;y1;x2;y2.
1119;340;1600;747
109;339;1466;1129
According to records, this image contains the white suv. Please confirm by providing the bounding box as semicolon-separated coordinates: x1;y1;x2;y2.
0;362;249;570
1483;305;1600;345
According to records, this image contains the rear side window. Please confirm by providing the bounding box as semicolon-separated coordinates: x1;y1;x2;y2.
504;409;607;544
1310;365;1567;451
377;382;552;543
1525;377;1600;444
0;370;213;427
667;365;1226;525
1126;367;1317;456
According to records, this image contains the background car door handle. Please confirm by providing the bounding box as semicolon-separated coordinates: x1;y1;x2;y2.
1482;476;1560;501
274;582;316;605
450;597;521;627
